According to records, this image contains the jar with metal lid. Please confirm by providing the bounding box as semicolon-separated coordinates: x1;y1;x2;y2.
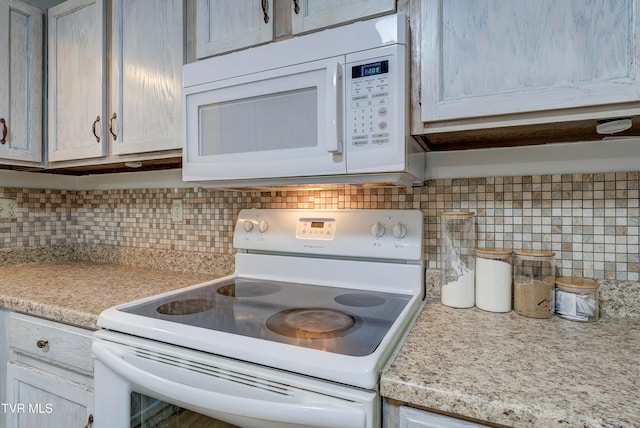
513;250;556;318
440;212;475;308
475;248;513;313
555;277;600;322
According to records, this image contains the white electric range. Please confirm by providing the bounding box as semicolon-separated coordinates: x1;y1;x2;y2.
92;209;424;428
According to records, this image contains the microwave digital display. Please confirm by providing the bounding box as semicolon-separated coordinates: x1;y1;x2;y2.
352;60;389;79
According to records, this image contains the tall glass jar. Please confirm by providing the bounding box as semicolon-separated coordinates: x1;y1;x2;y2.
513;250;556;318
440;212;475;308
475;248;513;313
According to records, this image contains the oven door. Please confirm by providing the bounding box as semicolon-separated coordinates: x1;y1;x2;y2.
92;331;376;428
183;55;346;184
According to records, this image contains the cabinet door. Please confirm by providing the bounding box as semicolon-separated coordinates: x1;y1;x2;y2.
291;0;395;34
48;0;106;162
109;0;183;155
399;406;487;427
6;363;94;428
421;0;640;123
196;0;273;58
0;0;43;164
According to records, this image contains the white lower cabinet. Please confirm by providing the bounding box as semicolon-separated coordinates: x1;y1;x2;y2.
398;406;488;428
4;313;94;428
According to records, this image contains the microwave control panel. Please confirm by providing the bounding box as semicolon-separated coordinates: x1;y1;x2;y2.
345;43;407;172
348;58;392;148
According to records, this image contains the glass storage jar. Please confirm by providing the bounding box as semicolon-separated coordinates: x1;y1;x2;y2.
440;212;475;308
513;250;556;318
475;248;513;313
555;277;600;322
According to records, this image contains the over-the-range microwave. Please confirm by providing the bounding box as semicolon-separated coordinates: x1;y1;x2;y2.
182;13;425;188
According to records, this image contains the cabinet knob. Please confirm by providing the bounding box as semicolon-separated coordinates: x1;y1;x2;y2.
293;0;300;14
36;339;49;352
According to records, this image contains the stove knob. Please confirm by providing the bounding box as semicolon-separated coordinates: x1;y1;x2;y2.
243;220;254;232
370;222;385;238
392;223;408;239
258;219;269;233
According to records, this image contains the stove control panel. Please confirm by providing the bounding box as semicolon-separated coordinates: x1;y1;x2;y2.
234;209;423;261
296;218;336;240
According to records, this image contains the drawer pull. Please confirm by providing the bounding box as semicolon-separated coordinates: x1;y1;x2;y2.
36;339;49;352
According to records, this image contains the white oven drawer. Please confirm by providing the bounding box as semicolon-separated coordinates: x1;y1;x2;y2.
9;313;93;375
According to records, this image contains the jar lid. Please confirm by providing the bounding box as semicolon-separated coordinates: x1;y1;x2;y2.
555;276;600;290
475;247;513;257
514;250;556;259
439;211;474;217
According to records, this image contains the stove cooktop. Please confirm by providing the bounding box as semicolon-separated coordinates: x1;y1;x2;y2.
121;277;411;357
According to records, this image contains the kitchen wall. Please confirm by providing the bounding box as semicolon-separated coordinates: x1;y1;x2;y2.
1;170;638;281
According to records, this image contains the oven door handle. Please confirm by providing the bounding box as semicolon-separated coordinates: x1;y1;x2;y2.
93;341;366;428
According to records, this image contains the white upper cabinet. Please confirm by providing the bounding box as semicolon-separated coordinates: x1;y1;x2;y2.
195;0;395;58
196;0;273;58
47;0;106;162
420;0;640;127
109;0;183;155
48;0;183;165
0;0;43;165
291;0;395;34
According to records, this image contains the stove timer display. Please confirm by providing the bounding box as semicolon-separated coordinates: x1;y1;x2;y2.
296;218;336;240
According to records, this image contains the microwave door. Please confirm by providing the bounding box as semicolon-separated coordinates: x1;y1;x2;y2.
184;56;346;183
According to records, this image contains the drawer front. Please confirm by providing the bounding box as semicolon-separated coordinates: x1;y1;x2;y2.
9;313;93;374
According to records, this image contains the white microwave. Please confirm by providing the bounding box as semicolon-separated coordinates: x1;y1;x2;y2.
183;13;425;188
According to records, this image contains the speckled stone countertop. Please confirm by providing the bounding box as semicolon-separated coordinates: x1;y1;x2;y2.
381;303;640;427
0;261;228;329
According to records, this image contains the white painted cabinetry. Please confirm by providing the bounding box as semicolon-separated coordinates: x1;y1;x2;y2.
48;0;183;165
291;0;395;34
419;0;640;133
47;0;105;162
196;0;273;58
109;0;183;155
399;406;487;428
196;0;395;58
4;313;94;428
0;0;43;165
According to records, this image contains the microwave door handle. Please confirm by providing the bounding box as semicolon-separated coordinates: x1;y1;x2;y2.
326;61;343;154
93;341;365;428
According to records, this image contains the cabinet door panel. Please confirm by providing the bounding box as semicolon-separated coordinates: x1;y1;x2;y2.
292;0;395;34
0;0;43;164
110;0;182;155
48;0;105;162
421;0;640;122
196;0;273;58
6;363;93;428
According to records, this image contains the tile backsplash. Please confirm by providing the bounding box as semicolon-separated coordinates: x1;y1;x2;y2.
1;171;638;281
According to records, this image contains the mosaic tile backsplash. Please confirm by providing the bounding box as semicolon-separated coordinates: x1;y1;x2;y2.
1;171;639;281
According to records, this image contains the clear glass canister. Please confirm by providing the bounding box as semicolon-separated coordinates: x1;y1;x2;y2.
555;277;600;322
475;248;513;313
513;250;556;318
440;212;476;308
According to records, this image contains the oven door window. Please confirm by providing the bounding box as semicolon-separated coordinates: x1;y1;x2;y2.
131;392;238;428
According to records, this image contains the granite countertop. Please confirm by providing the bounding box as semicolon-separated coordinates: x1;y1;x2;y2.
3;258;639;427
381;303;640;427
0;261;223;329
